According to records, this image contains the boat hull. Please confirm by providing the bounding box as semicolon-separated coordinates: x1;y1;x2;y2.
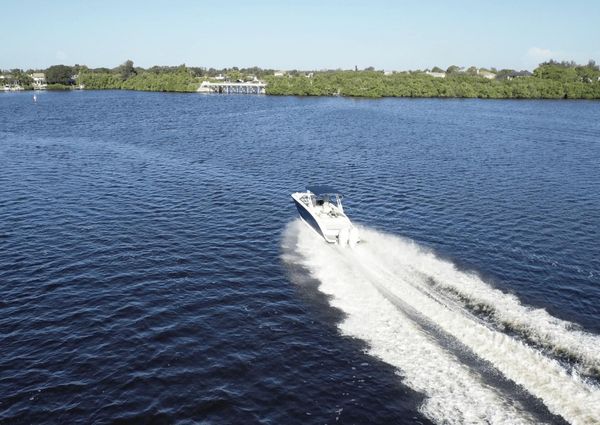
292;197;333;242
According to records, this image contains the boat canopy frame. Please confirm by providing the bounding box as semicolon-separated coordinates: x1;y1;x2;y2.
307;185;343;197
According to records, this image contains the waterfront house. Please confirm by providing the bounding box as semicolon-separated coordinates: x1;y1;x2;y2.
30;72;47;89
1;74;24;91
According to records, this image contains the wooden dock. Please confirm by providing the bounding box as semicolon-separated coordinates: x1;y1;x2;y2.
197;80;266;94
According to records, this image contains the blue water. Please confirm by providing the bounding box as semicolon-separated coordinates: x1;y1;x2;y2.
1;91;599;424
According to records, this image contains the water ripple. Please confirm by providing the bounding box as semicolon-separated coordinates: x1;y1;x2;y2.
1;92;599;424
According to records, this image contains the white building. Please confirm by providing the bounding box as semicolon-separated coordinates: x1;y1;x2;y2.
30;72;47;89
197;81;212;92
425;71;446;78
478;70;496;80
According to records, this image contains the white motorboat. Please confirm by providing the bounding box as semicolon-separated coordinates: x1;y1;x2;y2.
291;186;360;247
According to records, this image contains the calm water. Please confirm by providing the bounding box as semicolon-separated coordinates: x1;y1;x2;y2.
1;91;599;424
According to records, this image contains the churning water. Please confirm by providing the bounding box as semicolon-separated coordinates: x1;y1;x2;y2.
1;91;599;424
282;222;600;424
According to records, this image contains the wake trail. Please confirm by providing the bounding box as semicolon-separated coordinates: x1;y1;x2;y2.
361;228;600;376
282;220;600;425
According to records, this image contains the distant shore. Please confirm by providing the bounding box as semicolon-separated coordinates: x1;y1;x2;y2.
4;60;600;99
9;78;600;100
263;72;600;99
73;65;600;99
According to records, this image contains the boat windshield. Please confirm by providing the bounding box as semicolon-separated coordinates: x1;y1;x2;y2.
313;193;342;206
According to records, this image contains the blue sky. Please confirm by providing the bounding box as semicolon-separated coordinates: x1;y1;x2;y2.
1;0;599;71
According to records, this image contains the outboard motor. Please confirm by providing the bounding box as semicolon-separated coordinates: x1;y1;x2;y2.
338;227;360;248
338;227;350;246
349;227;360;248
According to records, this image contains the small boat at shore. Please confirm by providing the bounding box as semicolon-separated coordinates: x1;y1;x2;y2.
291;186;360;247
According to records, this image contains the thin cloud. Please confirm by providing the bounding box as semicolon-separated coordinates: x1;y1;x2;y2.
522;47;564;69
527;47;556;62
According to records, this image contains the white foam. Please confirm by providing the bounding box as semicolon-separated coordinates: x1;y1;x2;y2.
282;221;600;425
359;226;600;374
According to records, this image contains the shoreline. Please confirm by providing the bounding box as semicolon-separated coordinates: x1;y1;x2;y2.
5;61;599;100
7;87;600;101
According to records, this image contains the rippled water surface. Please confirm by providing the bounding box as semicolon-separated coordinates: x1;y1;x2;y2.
1;91;599;424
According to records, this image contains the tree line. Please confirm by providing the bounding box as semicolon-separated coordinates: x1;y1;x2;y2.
265;71;600;99
265;61;600;99
3;60;600;98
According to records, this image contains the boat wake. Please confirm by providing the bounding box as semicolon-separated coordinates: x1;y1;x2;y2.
281;220;600;425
